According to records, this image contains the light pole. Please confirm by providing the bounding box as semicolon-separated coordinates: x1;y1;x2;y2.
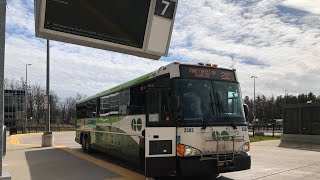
25;64;31;133
251;76;258;125
0;0;6;177
285;90;287;104
42;39;53;147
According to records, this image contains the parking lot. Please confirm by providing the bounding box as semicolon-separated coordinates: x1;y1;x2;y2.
4;132;320;180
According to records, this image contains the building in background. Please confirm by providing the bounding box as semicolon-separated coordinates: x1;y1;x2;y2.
4;90;25;128
282;103;320;144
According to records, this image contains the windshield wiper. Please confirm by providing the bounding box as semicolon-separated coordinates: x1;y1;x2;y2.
202;92;216;129
214;92;237;130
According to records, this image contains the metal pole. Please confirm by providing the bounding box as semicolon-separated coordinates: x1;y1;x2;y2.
254;77;256;125
46;39;50;133
25;64;31;133
25;64;27;133
0;0;6;176
251;76;258;125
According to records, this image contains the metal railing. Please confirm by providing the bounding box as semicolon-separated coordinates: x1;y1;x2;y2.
248;124;283;137
9;125;76;135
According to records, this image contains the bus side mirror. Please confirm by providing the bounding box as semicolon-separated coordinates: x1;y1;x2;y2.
168;95;180;113
243;104;249;117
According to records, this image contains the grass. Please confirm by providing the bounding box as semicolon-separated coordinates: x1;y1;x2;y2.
249;136;281;142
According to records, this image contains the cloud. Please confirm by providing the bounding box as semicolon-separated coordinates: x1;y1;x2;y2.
4;0;320;100
282;0;320;15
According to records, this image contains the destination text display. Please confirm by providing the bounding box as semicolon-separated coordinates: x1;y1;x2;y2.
44;0;151;48
180;66;236;82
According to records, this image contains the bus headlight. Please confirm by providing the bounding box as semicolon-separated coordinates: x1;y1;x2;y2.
239;142;250;152
177;143;201;157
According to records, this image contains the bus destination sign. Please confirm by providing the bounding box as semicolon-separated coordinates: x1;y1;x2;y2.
180;65;236;82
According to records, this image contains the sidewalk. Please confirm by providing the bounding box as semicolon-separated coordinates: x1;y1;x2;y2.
4;133;320;180
3;132;144;180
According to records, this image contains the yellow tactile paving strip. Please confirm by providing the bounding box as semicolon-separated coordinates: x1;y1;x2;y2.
60;147;144;180
9;134;145;180
9;135;20;145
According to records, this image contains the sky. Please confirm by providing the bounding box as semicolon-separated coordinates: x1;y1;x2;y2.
4;0;320;100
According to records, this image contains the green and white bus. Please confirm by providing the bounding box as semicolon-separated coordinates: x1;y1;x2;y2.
75;62;251;179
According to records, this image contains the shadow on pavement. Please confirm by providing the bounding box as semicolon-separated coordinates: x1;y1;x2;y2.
278;141;320;152
25;148;121;180
157;176;235;180
75;148;235;180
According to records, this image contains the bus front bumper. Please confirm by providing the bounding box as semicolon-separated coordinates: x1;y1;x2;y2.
178;153;251;176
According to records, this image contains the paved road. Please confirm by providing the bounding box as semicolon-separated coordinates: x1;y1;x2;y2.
4;132;320;180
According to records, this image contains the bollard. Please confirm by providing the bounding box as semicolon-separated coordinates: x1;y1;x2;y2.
253;126;255;137
3;126;6;156
272;123;275;137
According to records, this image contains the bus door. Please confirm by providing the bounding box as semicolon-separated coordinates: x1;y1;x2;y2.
145;89;177;177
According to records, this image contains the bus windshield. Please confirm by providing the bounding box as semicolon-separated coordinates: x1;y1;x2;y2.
175;79;245;124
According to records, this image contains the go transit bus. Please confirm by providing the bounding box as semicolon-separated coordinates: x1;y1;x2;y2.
75;62;251;179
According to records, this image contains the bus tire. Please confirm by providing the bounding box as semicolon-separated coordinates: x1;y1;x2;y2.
139;148;145;170
145;177;156;180
81;134;86;153
84;135;92;154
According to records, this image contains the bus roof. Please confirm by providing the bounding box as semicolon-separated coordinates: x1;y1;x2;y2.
76;73;152;105
76;63;236;104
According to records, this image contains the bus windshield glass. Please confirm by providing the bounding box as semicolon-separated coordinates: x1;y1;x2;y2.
175;79;245;124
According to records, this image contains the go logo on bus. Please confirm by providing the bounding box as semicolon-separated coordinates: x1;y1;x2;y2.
131;118;142;131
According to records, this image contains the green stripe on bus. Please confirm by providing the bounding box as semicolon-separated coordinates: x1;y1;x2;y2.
77;73;152;104
97;116;125;124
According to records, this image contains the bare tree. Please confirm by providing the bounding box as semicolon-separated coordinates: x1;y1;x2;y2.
50;91;60;124
5;77;86;126
32;84;46;125
60;93;86;125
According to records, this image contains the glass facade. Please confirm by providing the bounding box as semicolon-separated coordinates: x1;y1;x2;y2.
4;90;25;127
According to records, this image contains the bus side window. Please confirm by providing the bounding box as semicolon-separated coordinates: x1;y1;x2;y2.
119;89;130;115
77;99;97;119
129;87;145;115
100;96;110;116
147;90;161;122
109;93;119;115
86;99;97;118
76;104;87;119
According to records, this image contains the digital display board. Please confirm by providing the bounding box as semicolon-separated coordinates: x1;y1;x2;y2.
180;65;237;82
44;0;151;48
35;0;178;60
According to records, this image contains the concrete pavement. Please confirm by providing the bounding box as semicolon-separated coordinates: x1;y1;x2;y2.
3;132;320;180
224;140;320;180
4;132;143;180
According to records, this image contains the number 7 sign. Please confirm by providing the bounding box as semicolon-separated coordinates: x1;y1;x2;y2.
155;0;177;19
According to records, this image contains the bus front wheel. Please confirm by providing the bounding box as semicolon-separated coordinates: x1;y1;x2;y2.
81;135;86;152
82;135;92;153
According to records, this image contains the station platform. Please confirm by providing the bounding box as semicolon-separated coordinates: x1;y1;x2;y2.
4;132;144;180
3;132;320;180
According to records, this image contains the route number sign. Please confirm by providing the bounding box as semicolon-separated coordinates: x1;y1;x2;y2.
34;0;178;60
